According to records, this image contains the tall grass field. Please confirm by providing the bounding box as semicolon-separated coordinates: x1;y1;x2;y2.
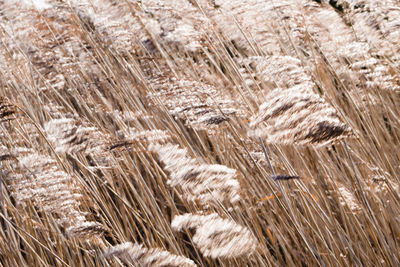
0;0;400;266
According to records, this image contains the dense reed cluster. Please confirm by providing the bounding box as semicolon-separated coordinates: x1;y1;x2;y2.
1;0;400;266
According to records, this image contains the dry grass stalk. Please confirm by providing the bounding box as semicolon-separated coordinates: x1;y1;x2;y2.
103;242;197;267
249;87;351;145
171;213;257;259
149;143;241;206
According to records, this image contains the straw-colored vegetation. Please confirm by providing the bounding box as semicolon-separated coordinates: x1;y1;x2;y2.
0;0;399;266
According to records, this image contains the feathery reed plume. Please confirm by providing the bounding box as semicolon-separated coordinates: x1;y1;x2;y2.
138;0;210;53
69;0;151;54
245;56;351;146
350;58;400;91
249;87;351;145
337;186;361;212
111;128;171;150
124;128;171;145
103;242;197;267
149;143;241;205
3;149;104;239
110;109;154;125
325;0;400;92
362;164;400;196
244;56;315;89
171;213;257;258
44;117;108;155
148;74;243;130
3;0;51;11
220;1;399;93
0;96;17;121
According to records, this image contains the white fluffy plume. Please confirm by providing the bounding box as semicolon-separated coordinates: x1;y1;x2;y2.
249;87;351;145
149;143;241;205
172;213;257;258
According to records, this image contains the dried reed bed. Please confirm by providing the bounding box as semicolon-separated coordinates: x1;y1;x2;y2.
66;0;247;130
0;98;104;256
1;0;400;266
